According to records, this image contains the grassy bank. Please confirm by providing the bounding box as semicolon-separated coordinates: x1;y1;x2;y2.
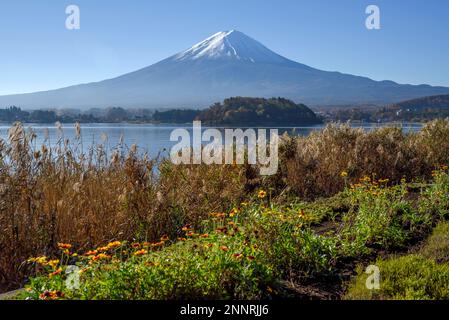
19;169;449;299
2;120;449;297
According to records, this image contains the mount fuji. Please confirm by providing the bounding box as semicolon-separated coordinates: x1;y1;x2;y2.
1;30;449;109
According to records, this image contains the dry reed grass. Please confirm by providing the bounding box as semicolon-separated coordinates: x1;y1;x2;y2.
1;119;449;291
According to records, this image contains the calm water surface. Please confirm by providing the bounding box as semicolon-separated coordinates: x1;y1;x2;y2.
0;122;423;158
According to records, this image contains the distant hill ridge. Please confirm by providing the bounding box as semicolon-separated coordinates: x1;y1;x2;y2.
389;94;449;110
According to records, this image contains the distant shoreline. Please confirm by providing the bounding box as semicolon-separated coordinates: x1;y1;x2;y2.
0;121;425;127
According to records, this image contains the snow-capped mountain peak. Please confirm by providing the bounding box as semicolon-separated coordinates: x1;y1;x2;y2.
172;30;289;64
1;30;448;109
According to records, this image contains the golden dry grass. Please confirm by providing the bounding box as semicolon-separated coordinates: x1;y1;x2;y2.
1;120;449;291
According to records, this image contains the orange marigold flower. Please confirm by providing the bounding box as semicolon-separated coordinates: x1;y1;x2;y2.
232;253;243;259
151;241;165;247
57;243;72;250
258;190;267;199
160;235;169;241
85;250;98;256
204;243;214;248
49;268;63;278
107;241;122;249
177;237;187;241
133;249;148;256
91;253;110;261
131;243;140;248
200;233;209;238
247;255;255;261
97;246;109;252
220;246;229;252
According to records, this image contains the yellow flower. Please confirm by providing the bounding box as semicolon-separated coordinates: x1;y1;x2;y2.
48;259;60;268
340;171;348;177
229;208;239;217
107;241;122;249
258;190;267;199
360;176;371;183
28;256;48;264
133;249;148;256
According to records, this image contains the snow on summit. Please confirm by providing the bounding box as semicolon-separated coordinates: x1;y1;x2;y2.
172;30;290;64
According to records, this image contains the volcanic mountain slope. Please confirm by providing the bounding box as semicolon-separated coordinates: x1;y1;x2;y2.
1;30;448;109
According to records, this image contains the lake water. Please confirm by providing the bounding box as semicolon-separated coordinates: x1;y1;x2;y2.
0;122;423;158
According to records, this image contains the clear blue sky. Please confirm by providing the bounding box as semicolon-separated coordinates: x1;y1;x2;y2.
1;0;448;95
